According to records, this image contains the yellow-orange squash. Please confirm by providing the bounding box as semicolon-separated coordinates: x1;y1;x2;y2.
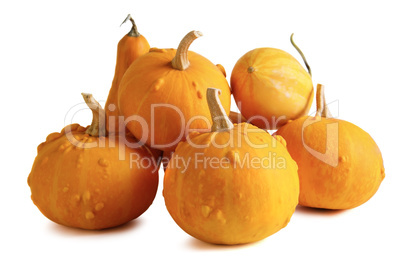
105;14;150;134
28;94;160;229
163;88;299;245
276;85;385;209
230;34;313;130
118;31;231;152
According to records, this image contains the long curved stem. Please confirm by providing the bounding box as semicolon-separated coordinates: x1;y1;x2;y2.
82;93;107;137
171;31;203;71
121;14;140;37
207;88;234;132
290;33;312;76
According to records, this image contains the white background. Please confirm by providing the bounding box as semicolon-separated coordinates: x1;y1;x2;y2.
1;0;401;267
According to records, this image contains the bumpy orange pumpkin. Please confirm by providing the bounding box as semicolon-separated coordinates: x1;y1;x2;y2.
28;94;160;229
105;14;150;134
118;31;231;152
230;34;313;130
163;88;299;245
276;84;385;209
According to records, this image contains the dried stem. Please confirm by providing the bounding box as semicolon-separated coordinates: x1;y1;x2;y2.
121;14;140;37
207;88;234;132
315;84;332;118
82;93;107;137
229;111;247;124
171;31;203;71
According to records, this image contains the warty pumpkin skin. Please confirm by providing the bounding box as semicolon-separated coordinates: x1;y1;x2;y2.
105;14;150;134
275;85;385;209
230;34;313;130
163;88;299;245
118;31;231;152
28;94;160;230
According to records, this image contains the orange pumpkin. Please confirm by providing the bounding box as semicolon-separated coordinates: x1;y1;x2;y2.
28;94;160;229
163;88;299;245
118;31;231;152
105;14;150;134
230;34;313;130
276;84;385;209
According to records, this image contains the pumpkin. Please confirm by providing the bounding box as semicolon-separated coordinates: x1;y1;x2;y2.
163;88;299;245
118;30;231;152
230;34;313;130
105;14;150;134
275;84;385;209
28;94;160;230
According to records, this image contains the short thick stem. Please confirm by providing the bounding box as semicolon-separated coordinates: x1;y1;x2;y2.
315;84;332;118
121;14;140;37
207;88;234;132
171;31;203;71
82;93;107;137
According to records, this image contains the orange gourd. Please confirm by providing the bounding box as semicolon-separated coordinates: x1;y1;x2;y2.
163;88;299;245
118;31;231;152
230;34;313;130
28;94;160;230
276;84;385;209
105;14;150;134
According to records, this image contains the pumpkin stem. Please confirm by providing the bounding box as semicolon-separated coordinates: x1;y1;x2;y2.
290;33;312;76
121;14;140;37
315;84;333;118
171;31;203;71
207;88;234;132
229;111;247;124
81;93;107;137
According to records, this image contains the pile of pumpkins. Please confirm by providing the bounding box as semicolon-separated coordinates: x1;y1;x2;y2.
28;15;385;245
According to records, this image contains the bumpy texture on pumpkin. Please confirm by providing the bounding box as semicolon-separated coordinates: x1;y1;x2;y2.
230;48;313;129
163;123;299;245
276;116;385;209
28;123;159;230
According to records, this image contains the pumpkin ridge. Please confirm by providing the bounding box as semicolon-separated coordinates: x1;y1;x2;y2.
176;144;188;224
50;146;68;226
156;69;188;146
78;148;92;228
130;79;158;126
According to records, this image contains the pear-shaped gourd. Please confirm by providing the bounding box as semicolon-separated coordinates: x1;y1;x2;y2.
105;14;150;134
